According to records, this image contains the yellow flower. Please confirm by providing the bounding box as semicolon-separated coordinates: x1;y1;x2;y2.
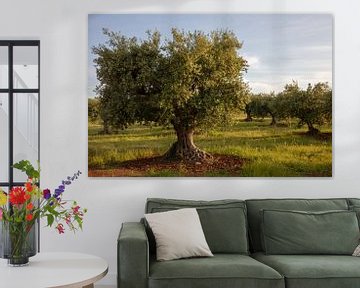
0;190;7;206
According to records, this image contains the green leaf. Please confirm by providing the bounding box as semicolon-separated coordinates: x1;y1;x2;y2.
46;205;60;217
47;214;54;227
13;160;40;180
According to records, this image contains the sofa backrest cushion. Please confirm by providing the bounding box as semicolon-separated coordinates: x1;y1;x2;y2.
261;209;359;255
145;198;249;254
347;199;360;228
348;198;360;207
246;198;349;252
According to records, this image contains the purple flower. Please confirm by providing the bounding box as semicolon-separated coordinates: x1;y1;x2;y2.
54;171;82;199
43;189;51;200
54;189;63;198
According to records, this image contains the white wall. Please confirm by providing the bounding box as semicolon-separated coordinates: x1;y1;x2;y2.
1;0;360;286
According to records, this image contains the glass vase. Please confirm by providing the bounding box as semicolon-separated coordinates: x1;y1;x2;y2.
0;220;37;266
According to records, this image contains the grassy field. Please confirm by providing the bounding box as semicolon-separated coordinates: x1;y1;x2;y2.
88;118;332;177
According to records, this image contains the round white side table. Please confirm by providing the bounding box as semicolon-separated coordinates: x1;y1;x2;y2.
0;252;108;288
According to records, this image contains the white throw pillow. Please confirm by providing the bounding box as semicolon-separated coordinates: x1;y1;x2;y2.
145;208;213;261
353;244;360;256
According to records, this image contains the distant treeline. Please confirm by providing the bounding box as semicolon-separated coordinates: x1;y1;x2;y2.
89;80;331;135
244;81;332;134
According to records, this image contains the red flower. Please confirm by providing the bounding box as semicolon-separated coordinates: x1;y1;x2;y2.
25;182;33;192
56;223;65;234
72;205;80;215
26;203;34;210
9;187;26;205
24;193;31;200
26;214;33;221
65;214;71;225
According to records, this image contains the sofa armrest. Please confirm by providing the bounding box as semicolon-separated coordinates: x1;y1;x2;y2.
118;222;149;288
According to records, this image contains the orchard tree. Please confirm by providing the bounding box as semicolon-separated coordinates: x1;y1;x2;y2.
262;93;279;125
93;28;249;162
280;81;332;134
244;102;253;121
244;95;267;122
88;98;100;123
245;93;278;125
273;92;292;122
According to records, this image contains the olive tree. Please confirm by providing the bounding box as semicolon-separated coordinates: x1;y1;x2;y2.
280;81;332;134
245;93;278;125
93;28;249;162
88;98;100;123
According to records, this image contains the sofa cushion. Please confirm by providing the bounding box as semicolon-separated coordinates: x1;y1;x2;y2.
149;254;284;288
349;205;360;228
261;209;359;255
246;198;349;252
347;198;360;207
252;252;360;288
146;198;249;254
145;208;213;261
346;199;360;229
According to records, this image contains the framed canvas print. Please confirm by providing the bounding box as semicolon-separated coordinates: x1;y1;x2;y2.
88;14;332;177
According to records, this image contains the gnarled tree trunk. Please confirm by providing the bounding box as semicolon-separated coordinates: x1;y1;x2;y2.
164;127;213;162
102;120;111;134
245;105;253;122
270;113;277;126
245;114;253;122
307;122;320;135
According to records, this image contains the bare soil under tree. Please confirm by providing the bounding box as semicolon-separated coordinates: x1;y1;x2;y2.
88;154;245;177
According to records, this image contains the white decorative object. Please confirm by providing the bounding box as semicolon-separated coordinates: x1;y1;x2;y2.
145;208;213;261
353;244;360;256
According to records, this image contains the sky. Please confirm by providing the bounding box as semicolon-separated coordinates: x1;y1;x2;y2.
88;14;332;97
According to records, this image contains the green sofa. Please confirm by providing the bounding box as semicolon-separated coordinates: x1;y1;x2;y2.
118;198;360;288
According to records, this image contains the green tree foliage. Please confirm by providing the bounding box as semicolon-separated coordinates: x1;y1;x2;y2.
93;28;249;161
245;95;264;122
279;81;332;134
88;98;100;123
264;93;280;125
245;82;332;132
245;93;278;125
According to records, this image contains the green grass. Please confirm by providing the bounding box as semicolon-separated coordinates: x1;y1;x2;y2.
88;119;332;177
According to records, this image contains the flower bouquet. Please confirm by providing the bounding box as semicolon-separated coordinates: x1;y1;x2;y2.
0;160;87;266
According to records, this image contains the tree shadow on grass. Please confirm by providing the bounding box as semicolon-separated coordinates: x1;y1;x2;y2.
88;154;246;177
292;131;332;141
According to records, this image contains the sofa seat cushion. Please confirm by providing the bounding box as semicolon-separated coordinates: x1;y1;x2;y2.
149;254;284;288
252;252;360;288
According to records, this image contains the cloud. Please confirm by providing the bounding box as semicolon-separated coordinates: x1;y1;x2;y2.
303;45;332;52
246;68;333;94
245;56;260;68
247;81;278;94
